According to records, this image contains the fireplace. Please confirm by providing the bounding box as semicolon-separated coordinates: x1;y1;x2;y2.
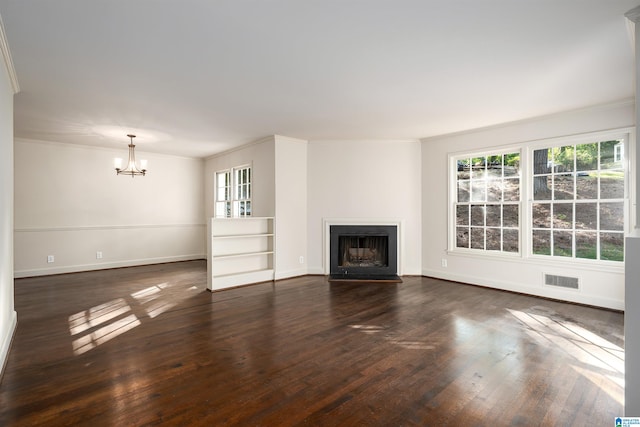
329;225;400;282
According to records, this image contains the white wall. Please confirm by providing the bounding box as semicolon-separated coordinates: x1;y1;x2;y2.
306;140;422;276
274;135;307;279
421;100;634;310
0;16;17;374
204;137;276;219
205;136;315;281
14;139;205;277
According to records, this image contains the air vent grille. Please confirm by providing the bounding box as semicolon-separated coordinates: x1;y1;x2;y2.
544;274;579;290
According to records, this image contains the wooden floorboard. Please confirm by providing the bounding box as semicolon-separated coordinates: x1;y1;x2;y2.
0;260;624;426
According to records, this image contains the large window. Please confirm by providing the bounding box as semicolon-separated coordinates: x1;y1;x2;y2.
454;152;521;253
531;139;625;261
215;165;251;218
450;133;628;264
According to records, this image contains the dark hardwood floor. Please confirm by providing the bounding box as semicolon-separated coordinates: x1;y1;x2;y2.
0;261;624;426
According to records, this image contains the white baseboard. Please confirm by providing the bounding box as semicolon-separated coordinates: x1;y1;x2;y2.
274;268;308;281
1;310;17;378
307;267;325;275
422;268;623;311
14;254;206;278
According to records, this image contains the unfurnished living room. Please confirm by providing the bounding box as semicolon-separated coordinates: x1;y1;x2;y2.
0;1;639;425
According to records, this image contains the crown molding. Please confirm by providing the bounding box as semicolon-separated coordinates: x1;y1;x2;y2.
626;6;640;24
0;13;19;94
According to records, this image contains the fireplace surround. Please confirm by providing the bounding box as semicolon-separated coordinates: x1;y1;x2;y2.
329;224;400;282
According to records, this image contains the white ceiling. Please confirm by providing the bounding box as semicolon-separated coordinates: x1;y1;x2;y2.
0;0;638;158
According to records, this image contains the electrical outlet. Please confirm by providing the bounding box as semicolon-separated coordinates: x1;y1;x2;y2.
299;256;304;264
441;258;447;268
96;251;103;259
47;255;55;263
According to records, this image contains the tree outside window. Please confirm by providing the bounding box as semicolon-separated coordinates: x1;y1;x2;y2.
531;140;625;261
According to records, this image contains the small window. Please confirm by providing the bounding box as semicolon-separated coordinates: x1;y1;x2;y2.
215;165;251;218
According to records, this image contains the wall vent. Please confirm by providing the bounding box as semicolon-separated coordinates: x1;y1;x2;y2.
544;273;579;290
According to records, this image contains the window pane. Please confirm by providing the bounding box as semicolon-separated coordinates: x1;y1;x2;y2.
487;155;502;178
601;233;624;261
503;229;519;252
245;201;251;216
502;205;518;228
533;176;551;200
470;228;484;249
457;159;470;179
471;157;486;179
486;228;501;251
470;205;485;226
552;146;574;172
457;181;470;202
456;227;469;248
456;205;469;225
576;173;598;199
575;203;597;230
471;181;486;202
600;140;623;170
533;149;551;174
532;230;551;255
552;203;573;229
600;202;624;231
487;179;502;202
486;205;501;227
503;178;519;201
553;231;573;257
532;203;550;228
504;153;520;177
600;171;624;199
575;231;597;260
576;143;598;171
553;174;574;200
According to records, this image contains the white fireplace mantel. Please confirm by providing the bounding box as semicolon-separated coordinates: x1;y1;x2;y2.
323;218;403;276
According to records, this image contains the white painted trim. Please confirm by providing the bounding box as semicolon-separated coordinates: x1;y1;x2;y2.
14;254;205;278
15;223;205;233
208;269;274;291
422;99;634;144
422;268;623;311
0;310;17;376
274;268;308;280
205;135;274;161
15;137;204;160
0;13;19;94
322;218;403;276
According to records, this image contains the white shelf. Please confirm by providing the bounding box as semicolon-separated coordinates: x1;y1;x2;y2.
207;217;275;290
212;250;274;260
213;233;274;240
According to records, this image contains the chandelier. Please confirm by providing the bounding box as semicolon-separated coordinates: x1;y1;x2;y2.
114;134;147;177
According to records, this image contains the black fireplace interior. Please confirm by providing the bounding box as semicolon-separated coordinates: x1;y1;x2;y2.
330;225;400;281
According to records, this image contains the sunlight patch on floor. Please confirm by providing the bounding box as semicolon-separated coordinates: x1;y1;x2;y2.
508;308;624;405
68;298;131;335
72;314;141;355
68;282;201;355
349;324;435;350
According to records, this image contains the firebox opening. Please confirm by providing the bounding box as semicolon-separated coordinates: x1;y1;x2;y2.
338;236;388;268
329;224;400;282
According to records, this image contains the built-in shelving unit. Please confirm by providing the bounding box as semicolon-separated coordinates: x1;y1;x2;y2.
207;217;275;291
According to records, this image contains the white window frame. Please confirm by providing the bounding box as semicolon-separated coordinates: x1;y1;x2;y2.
448;128;632;265
450;149;522;256
528;133;629;263
214;164;252;218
